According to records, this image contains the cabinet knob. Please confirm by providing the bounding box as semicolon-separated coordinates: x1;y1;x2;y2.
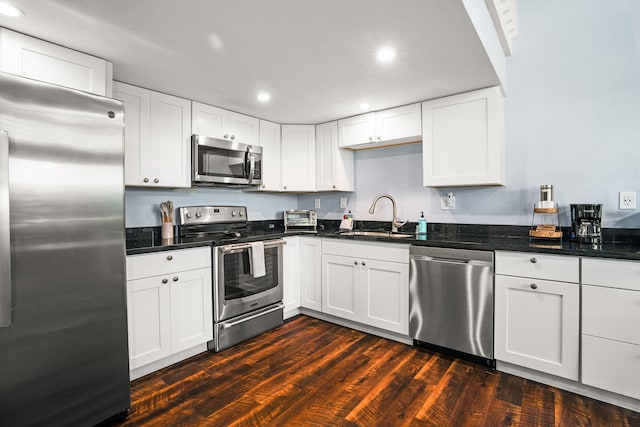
369;136;373;141
283;185;287;190
161;278;168;284
530;283;538;289
224;133;229;139
230;135;235;140
377;136;381;141
154;178;159;183
362;262;366;266
173;276;179;282
143;177;149;183
332;185;336;189
530;257;537;264
166;255;173;261
262;184;266;189
354;261;358;265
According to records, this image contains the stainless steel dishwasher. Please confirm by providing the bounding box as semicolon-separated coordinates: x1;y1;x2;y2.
409;246;494;366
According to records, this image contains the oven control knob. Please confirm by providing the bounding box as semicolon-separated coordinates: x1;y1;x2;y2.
231;211;237;217
195;212;202;218
239;210;244;216
186;212;192;219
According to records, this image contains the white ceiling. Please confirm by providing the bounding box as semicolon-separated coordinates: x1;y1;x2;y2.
0;0;500;124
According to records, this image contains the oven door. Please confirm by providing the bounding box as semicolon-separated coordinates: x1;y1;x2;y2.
192;134;263;186
214;239;284;321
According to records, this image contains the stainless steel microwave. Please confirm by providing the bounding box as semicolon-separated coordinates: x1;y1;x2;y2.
192;134;263;186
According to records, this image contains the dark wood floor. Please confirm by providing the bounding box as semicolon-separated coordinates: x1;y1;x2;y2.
111;315;640;426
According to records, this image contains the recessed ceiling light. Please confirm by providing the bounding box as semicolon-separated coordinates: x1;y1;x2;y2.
0;2;24;17
257;92;271;102
360;102;371;109
376;47;396;62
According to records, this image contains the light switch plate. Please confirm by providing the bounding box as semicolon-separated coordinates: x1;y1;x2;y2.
440;192;455;210
314;198;321;209
339;197;347;209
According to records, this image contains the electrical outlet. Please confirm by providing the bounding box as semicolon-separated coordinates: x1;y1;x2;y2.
619;191;636;210
440;192;455;210
339;197;347;209
314;198;321;209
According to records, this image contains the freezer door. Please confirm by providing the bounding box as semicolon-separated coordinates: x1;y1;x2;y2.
0;73;130;426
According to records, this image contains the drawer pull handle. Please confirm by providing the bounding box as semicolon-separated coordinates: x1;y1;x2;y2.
530;283;538;290
166;255;173;261
173;276;179;282
530;257;537;264
161;278;168;284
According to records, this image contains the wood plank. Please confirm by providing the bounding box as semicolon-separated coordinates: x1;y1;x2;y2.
107;315;640;427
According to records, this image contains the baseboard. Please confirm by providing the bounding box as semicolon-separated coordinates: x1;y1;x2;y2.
299;308;413;345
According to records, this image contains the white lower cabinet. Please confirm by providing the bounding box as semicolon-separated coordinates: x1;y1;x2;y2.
322;240;409;335
581;257;640;400
126;247;212;377
283;237;300;317
494;251;579;380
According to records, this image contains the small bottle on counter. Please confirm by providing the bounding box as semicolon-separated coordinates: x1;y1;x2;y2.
417;211;427;235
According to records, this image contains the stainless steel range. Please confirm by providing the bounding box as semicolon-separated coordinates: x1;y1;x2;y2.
177;206;284;352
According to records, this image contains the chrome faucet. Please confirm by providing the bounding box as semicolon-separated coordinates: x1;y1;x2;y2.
368;194;407;233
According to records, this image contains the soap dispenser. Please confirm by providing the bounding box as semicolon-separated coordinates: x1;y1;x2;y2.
417;211;427;235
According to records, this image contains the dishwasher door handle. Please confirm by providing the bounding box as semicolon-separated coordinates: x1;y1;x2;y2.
412;256;492;268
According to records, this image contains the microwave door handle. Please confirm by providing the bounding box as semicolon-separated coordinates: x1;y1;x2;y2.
245;146;255;184
0;131;12;328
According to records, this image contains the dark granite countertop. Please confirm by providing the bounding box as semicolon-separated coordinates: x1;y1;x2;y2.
126;221;640;261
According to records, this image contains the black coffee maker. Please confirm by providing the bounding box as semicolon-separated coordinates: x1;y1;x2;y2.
570;204;602;242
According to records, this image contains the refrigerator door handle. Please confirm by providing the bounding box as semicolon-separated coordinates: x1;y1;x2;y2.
0;130;11;327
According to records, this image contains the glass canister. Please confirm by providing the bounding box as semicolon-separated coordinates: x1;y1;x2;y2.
540;185;553;202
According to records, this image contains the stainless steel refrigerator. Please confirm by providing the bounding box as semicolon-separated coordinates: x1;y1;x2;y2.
0;72;130;426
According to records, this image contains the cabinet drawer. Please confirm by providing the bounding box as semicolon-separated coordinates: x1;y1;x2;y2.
582;258;640;291
582;335;640;400
495;251;578;283
127;247;211;280
322;239;409;263
583;285;640;345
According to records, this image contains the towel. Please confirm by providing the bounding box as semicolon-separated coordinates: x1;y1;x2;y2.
250;241;266;278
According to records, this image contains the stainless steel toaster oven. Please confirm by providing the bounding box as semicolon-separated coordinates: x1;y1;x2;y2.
284;210;317;233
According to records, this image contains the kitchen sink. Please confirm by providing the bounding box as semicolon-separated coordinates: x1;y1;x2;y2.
340;231;414;239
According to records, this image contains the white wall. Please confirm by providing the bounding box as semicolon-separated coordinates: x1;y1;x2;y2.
125;187;297;227
300;0;640;228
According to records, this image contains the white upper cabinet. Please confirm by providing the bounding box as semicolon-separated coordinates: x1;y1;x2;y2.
422;86;505;187
113;81;191;188
256;119;282;191
0;28;111;96
316;121;354;192
338;104;421;150
192;101;259;145
281;124;316;192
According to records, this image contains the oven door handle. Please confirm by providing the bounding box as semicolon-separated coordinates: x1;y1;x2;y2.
219;239;286;253
219;304;283;329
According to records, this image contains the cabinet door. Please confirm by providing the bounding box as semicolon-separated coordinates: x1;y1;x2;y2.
228;112;259;145
375;103;422;144
300;237;322;311
322;255;361;322
316;121;354;192
192;102;228;139
495;275;579;380
281;125;316;191
338;113;375;148
149;92;191;188
283;237;300;317
316;121;337;191
0;28;108;96
127;275;172;369
113;82;151;186
361;259;409;334
169;268;213;353
257;120;282;191
422;86;504;187
582;335;640;400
